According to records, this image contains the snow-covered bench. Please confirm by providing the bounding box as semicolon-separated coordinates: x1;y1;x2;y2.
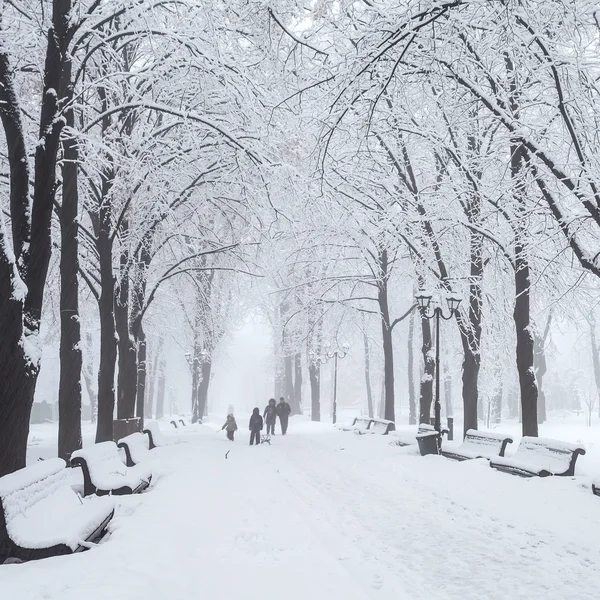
71;442;153;496
367;418;396;435
442;429;513;461
339;417;373;434
143;421;167;449
170;420;178;429
117;432;152;467
0;459;114;563
489;437;586;477
179;419;186;427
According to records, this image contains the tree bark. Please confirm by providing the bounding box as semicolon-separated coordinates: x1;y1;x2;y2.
284;354;295;410
58;60;82;461
309;362;321;421
83;332;97;424
155;354;166;420
419;315;434;424
0;4;72;475
377;249;395;422
197;358;212;420
95;168;117;443
136;329;146;426
363;330;374;418
293;352;302;415
407;308;416;425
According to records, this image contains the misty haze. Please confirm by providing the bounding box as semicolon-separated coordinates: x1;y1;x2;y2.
2;1;600;599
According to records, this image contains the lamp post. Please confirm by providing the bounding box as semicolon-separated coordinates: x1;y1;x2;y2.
310;343;349;424
415;294;461;450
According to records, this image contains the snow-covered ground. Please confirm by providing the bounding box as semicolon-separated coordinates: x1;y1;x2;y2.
3;415;600;599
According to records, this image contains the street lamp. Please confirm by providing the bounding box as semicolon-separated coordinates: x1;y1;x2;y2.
415;293;461;452
311;343;349;425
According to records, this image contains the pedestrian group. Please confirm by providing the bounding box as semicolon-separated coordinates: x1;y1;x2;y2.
221;397;292;445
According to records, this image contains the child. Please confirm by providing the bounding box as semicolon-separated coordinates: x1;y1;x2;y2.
221;414;238;441
249;407;263;446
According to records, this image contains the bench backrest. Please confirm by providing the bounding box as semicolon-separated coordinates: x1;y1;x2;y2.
117;432;151;465
461;430;513;455
352;417;373;430
0;459;77;533
515;436;586;474
370;419;395;434
144;421;166;448
71;442;128;477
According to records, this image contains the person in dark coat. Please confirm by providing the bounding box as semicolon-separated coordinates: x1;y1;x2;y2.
263;398;277;435
276;397;292;435
249;407;263;446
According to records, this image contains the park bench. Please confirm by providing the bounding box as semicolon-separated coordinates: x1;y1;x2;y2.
489;436;586;477
179;419;186;427
0;459;114;564
143;420;167;449
170;420;178;429
340;417;373;434
117;432;152;467
442;429;513;461
367;418;396;435
71;442;153;496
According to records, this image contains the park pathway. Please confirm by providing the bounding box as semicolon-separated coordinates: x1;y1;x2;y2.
3;421;600;599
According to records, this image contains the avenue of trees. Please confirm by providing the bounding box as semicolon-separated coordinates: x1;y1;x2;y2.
2;0;600;475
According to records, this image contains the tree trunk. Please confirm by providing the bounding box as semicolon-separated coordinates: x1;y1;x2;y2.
82;332;97;424
363;330;374;418
293;352;302;415
309;362;320;421
155;354;166;420
284;354;295;409
136;328;146;427
95;171;117;443
419;315;434;424
378;249;395;422
146;338;162;420
197;358;212;419
58;66;82;461
590;318;600;418
115;238;137;419
443;363;452;419
0;4;71;475
407;308;416;425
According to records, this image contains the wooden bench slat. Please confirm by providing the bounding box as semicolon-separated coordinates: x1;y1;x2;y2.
489;436;585;477
441;429;513;461
0;459;114;563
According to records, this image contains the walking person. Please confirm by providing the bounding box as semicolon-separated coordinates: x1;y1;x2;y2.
220;413;238;441
276;396;291;435
263;398;277;435
249;407;263;445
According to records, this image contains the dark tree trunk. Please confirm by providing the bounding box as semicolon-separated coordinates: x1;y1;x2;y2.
82;332;97;424
115;236;137;419
419;315;434;424
155;354;166;420
284;354;295;408
95;170;117;443
197;359;212;419
363;330;374;418
506;54;538;437
136;329;146;426
461;348;479;435
407;308;416;425
146;337;162;420
309;362;321;421
191;348;200;423
58;65;82;461
377;249;395;422
443;363;452;419
0;4;71;475
533;314;551;424
293;352;302;415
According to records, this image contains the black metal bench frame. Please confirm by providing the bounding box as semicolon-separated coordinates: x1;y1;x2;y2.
0;470;113;564
489;440;586;477
71;456;152;496
117;432;152;467
441;431;513;461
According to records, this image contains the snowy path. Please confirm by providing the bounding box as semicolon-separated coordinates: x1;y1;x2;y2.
3;422;600;599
